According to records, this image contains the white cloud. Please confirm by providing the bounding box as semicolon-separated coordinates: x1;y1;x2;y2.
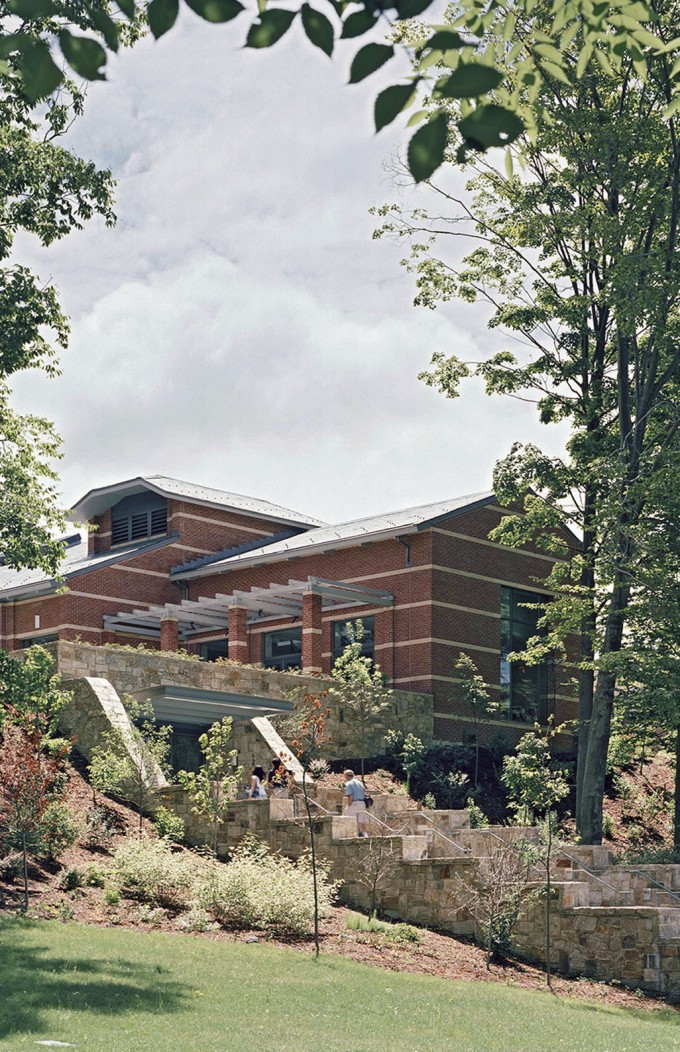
11;13;567;523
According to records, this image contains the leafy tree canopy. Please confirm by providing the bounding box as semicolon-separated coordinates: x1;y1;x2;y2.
2;0;679;182
375;0;680;843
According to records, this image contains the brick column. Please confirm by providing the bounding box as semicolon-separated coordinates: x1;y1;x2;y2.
160;617;179;652
228;606;249;664
302;592;322;673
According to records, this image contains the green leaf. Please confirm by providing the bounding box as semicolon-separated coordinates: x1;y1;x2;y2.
301;4;334;56
7;0;56;17
374;81;418;132
407;111;448;182
406;107;428;127
186;0;244;21
396;0;432;17
504;147;514;181
17;39;62;100
340;9;377;38
538;59;571;85
89;6;120;50
575;42;593;77
348;42;394;83
116;0;136;17
423;29;464;51
663;95;680;119
59;31;107;80
433;62;503;99
458;103;523;149
148;0;179;38
245;8;296;47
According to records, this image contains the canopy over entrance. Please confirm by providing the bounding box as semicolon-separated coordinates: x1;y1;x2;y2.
103;575;393;641
135;684;294;728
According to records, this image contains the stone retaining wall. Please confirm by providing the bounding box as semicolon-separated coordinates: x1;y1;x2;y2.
47;641;434;760
155;789;680;1001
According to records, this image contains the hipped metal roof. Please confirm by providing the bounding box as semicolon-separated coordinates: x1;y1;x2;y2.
69;475;326;529
172;491;496;580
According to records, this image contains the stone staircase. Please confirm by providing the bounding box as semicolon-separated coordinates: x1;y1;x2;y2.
161;785;680;1001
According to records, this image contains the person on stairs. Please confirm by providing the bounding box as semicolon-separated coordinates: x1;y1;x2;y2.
343;769;369;837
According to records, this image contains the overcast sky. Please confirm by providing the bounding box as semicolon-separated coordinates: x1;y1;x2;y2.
11;13;566;526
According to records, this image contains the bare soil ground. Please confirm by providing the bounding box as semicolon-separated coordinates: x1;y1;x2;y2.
0;760;677;1014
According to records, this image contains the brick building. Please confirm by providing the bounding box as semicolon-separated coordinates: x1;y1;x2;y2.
0;475;577;746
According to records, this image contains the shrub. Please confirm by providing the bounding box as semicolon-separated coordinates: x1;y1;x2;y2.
175;906;219;933
344;913;423;944
85;865;106;888
0;853;23;882
110;836;197;909
198;839;337;937
83;805;116;851
154;806;185;844
59;867;83;891
466;797;489;829
421;793;437;810
134;904;168;926
39;801;80;860
104;888;120;906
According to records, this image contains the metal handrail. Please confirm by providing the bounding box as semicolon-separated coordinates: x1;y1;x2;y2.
294;795;680;907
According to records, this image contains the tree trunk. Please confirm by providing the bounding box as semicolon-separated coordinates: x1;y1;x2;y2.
545;820;552;990
302;768;320;958
21;830;29;913
575;488;596;834
578;578;629;844
674;725;680;853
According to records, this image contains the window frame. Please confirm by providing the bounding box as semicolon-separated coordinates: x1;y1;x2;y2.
262;626;303;671
499;586;552;725
331;616;375;666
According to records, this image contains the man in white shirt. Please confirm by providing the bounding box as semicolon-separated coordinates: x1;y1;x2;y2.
343;769;369;837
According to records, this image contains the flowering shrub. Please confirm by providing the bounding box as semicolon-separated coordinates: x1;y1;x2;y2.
110;836;197;909
198;838;337;937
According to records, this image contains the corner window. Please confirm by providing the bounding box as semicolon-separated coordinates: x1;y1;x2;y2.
111;492;167;546
263;627;302;671
332;616;375;665
500;587;551;724
199;638;228;662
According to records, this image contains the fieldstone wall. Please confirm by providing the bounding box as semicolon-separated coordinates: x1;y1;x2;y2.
58;677;168;791
46;641;434;761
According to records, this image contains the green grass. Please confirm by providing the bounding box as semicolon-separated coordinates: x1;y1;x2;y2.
1;917;679;1051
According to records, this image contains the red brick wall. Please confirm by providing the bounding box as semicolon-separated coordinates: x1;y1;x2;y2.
2;494;578;747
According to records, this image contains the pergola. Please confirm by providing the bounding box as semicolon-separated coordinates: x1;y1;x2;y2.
103;575;393;642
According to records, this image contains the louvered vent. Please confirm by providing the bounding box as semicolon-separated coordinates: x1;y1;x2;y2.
150;507;167;535
109;493;167;547
111;517;130;545
130;512;149;540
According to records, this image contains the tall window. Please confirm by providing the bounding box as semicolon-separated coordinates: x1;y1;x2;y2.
111;492;168;546
263;627;302;670
332;616;375;665
500;587;551;724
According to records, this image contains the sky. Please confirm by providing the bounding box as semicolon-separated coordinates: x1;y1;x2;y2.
11;11;566;526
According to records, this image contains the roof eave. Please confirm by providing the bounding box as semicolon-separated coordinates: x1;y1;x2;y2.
172;523;423;581
69;476;324;531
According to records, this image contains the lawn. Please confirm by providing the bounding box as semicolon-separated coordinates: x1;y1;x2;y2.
1;918;680;1052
